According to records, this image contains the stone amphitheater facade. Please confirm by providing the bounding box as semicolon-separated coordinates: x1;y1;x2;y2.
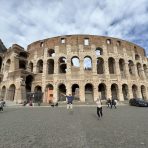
0;35;148;103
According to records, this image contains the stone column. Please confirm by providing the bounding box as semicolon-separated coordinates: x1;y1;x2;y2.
115;59;121;80
53;83;58;102
91;44;97;74
141;66;145;80
104;59;109;78
93;83;98;101
118;84;124;101
137;86;142;98
128;86;133;99
33;51;38;74
42;57;48;103
15;78;26;103
106;84;111;99
79;83;85;102
10;53;18;72
134;62;138;77
66;45;72;75
124;61;130;78
54;46;59;75
66;82;71;95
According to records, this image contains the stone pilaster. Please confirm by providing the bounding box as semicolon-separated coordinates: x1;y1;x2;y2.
115;59;121;80
79;83;85;102
118;84;124;101
106;84;111;99
93;83;98;101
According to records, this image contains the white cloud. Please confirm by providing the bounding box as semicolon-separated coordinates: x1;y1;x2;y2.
0;0;148;54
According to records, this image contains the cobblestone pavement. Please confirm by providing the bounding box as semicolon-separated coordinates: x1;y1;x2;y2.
0;105;147;148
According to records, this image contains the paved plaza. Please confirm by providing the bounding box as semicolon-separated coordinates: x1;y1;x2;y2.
0;105;148;148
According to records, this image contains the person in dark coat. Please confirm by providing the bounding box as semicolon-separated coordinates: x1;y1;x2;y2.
111;97;117;109
107;98;111;108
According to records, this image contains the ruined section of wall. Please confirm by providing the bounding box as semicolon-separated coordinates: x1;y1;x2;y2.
0;35;148;103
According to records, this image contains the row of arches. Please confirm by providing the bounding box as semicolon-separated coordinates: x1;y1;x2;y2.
28;57;148;79
1;83;147;102
0;48;145;74
32;83;147;103
47;48;142;61
1;84;16;101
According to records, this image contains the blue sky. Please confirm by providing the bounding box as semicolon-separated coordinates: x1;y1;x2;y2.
0;0;148;55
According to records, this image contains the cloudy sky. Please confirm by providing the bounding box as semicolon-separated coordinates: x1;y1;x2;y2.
0;0;148;55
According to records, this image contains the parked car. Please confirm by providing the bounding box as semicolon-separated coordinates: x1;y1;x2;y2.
129;98;148;107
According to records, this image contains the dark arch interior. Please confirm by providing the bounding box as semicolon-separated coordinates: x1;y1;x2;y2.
25;75;33;92
111;84;118;100
58;84;66;101
98;83;106;100
72;84;79;100
85;83;93;102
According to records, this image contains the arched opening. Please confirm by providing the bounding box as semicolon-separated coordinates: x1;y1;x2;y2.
135;54;140;60
37;60;43;73
8;84;16;101
48;49;55;57
128;60;135;75
119;59;126;78
85;83;93;102
34;85;43;103
141;85;146;100
0;56;2;72
5;59;11;71
122;84;129;100
108;57;116;74
111;84;118;100
58;84;66;101
29;62;33;72
132;85;138;98
106;39;111;44
137;63;142;77
34;86;42;92
97;57;104;74
84;56;92;70
47;59;54;74
25;75;33;92
71;56;80;67
40;42;44;47
1;86;6;99
59;57;67;73
95;47;103;56
72;84;79;100
117;41;121;46
143;64;148;78
45;84;54;103
98;83;106;100
19;52;28;58
19;60;27;70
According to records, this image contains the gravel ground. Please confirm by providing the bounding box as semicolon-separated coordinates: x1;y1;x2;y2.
0;105;147;148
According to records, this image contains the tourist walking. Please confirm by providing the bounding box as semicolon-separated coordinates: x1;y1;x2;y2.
111;97;117;109
107;98;111;108
61;93;74;109
96;98;103;119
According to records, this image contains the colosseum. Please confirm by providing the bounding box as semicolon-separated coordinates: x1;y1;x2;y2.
0;35;148;103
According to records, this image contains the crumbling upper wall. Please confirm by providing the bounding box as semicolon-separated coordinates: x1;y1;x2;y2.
0;39;7;53
27;35;146;58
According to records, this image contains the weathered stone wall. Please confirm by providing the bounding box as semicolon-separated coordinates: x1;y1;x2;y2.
0;35;148;103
